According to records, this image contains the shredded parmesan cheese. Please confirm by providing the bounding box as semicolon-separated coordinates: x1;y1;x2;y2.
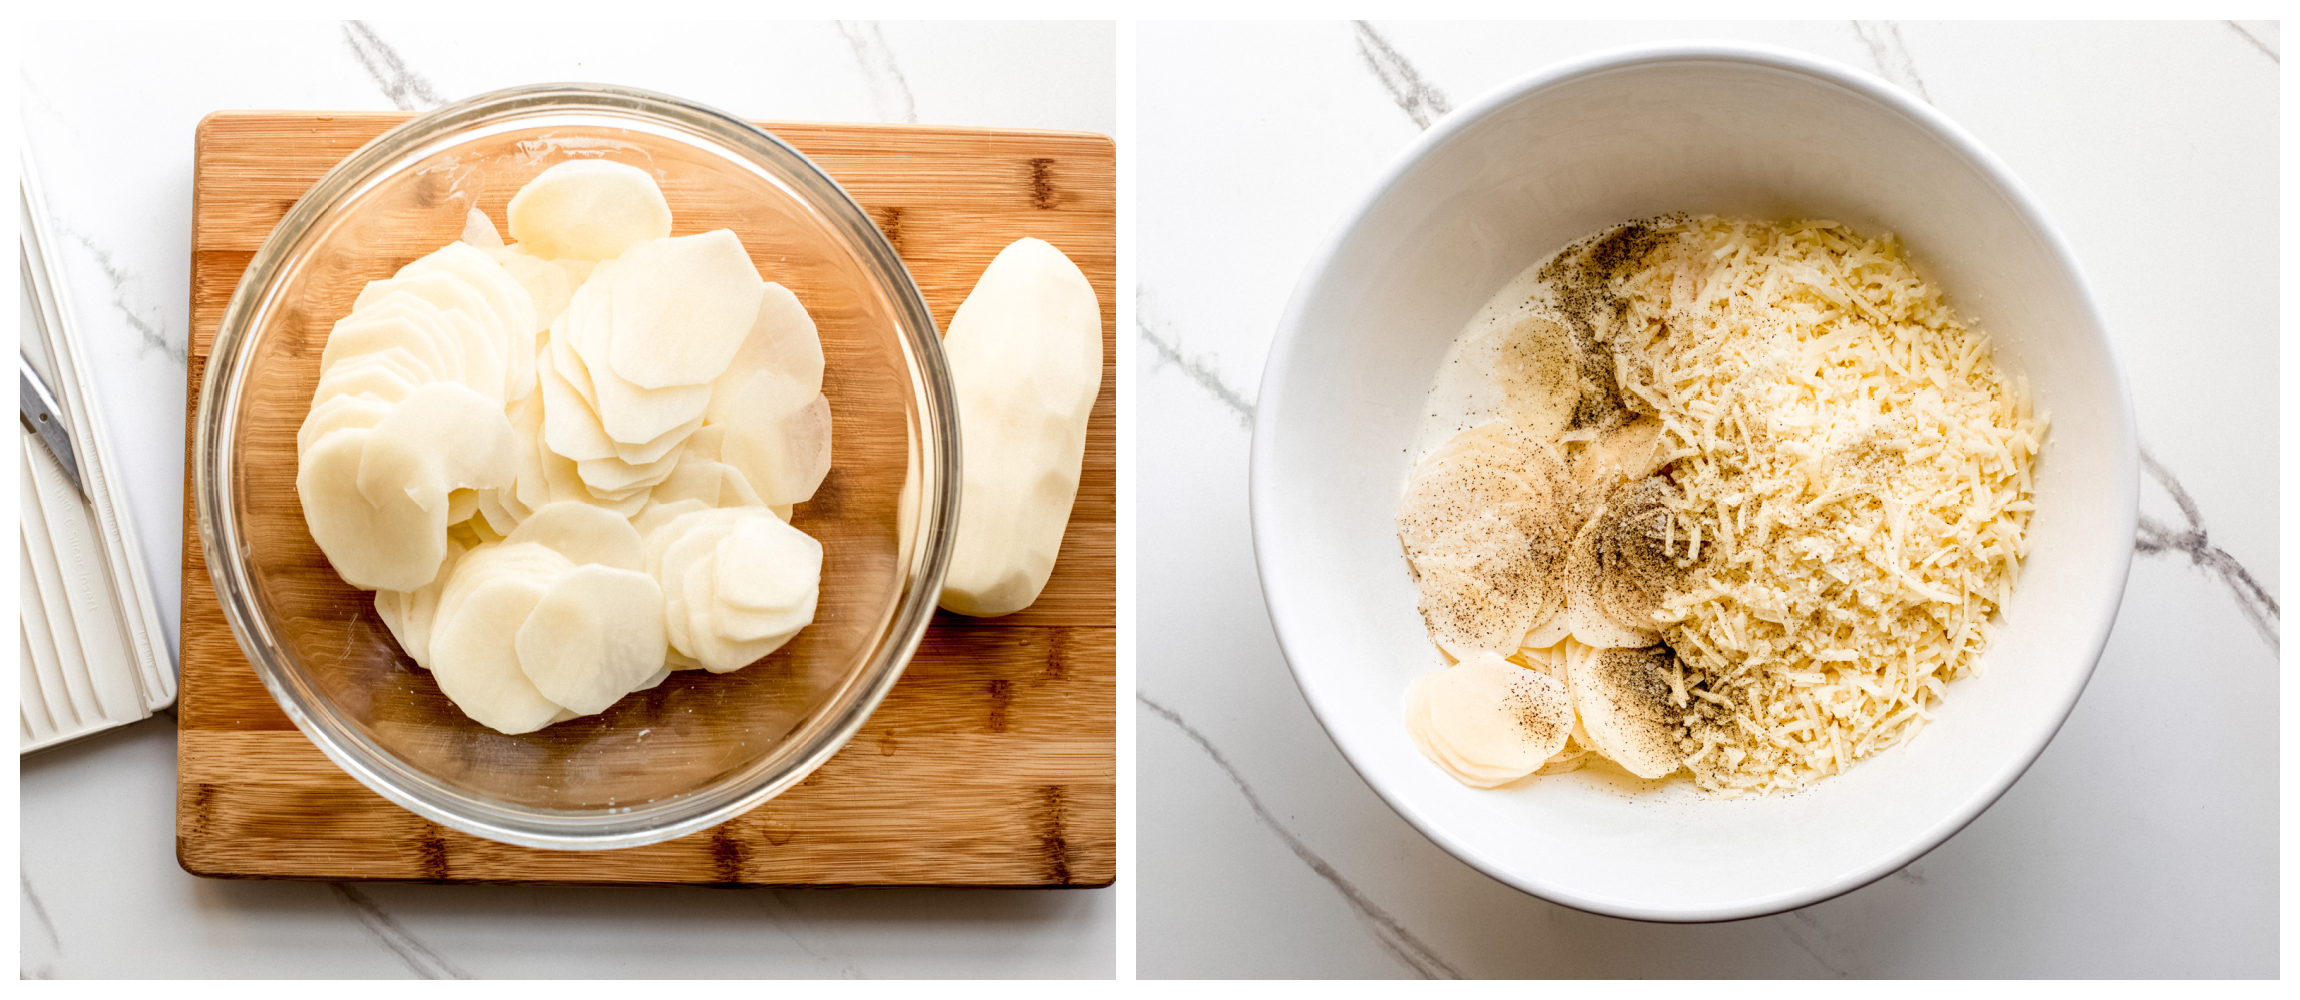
1600;216;2047;796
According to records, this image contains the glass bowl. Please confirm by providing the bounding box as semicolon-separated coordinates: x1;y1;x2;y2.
193;83;957;850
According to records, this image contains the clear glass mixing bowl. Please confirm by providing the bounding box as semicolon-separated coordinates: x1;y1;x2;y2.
193;83;957;850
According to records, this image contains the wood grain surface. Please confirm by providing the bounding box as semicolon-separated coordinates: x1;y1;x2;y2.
177;111;1114;886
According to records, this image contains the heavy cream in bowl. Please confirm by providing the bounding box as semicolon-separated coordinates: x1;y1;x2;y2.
1251;43;2134;921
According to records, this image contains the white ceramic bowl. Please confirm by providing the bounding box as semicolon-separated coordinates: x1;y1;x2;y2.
1251;42;2136;922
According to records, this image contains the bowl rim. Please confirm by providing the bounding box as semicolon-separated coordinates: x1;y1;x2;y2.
1249;40;2137;922
194;82;960;851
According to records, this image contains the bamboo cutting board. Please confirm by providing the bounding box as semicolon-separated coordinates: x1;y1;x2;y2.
177;111;1114;886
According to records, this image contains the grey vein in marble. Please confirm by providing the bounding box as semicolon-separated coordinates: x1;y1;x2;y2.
63;229;185;366
2135;449;2278;651
2227;21;2279;62
1778;908;1855;978
750;890;867;979
1851;21;1934;104
1141;694;1461;979
836;21;919;125
328;884;472;980
21;875;62;978
1137;310;1254;429
344;21;444;112
1352;21;1451;130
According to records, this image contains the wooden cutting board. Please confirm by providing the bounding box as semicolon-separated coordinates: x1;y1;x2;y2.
176;111;1114;886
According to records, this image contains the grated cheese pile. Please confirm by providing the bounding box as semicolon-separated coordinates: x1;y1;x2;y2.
1594;215;2046;796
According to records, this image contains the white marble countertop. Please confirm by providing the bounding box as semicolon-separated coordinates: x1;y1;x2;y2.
1137;21;2278;978
19;19;1115;979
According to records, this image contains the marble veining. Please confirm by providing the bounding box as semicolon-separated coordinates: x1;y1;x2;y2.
1139;694;1461;979
1777;908;1855;977
837;21;920;125
2136;448;2278;650
1138;312;1253;428
59;227;184;366
750;890;868;978
1850;21;1933;103
2226;21;2279;62
22;876;62;978
329;883;471;980
1352;21;1450;130
344;20;445;111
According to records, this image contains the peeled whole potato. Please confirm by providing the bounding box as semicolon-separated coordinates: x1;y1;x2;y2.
937;238;1102;617
506;159;672;262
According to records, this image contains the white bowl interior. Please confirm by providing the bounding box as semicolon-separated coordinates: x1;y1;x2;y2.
1254;47;2135;921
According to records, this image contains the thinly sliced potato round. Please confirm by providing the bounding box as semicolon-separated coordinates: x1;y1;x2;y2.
354;383;519;516
514;565;667;715
506;159;672;262
298;427;448;591
607;230;765;389
504;500;645;571
429;574;566;734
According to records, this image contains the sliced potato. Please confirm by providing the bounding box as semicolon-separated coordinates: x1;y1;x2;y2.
504;500;645;571
354;382;519;516
434;542;575;644
709;515;820;642
355;272;504;359
514;565;667;715
298;427;448;591
1408;651;1574;788
396;241;537;362
711;281;824;406
297;394;392;456
375;537;469;670
429;574;566;734
312;353;421;408
538;334;618;462
611;412;704;466
606;230;764;389
319;310;457;386
713;372;832;506
575;447;683;495
1566;643;1684;780
632;498;714;539
506;159;672;262
473;488;523;538
486;246;574;334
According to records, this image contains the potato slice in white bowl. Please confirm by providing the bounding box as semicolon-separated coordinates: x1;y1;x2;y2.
506;159;672;262
1564;643;1684;781
1406;651;1575;788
